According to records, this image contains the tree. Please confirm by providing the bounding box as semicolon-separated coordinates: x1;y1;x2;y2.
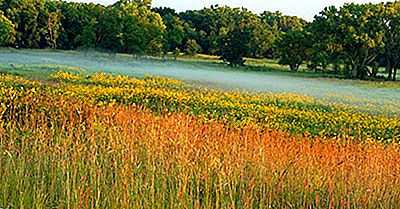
218;24;249;66
307;18;341;74
179;6;226;55
378;2;400;81
184;39;201;56
260;11;307;33
58;2;105;50
2;0;50;48
276;29;310;72
92;0;165;55
134;6;165;55
215;7;274;66
260;11;307;58
0;11;15;45
45;1;61;49
161;14;184;57
151;6;177;17
97;6;124;52
310;4;385;79
179;6;275;66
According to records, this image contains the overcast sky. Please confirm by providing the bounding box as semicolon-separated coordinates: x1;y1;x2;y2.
65;0;392;20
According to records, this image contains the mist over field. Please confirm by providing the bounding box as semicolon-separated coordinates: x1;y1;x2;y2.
1;49;399;115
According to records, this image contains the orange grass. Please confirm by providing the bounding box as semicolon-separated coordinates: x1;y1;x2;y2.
1;93;400;208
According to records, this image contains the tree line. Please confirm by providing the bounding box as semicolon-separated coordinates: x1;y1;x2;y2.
279;2;399;81
0;0;398;80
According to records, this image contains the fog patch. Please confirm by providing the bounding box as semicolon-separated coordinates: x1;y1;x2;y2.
1;49;399;116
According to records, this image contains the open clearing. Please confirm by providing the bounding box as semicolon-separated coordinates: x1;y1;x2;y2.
1;49;400;208
1;49;399;115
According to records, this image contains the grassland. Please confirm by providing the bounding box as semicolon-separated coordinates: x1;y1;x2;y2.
1;49;400;116
1;70;400;208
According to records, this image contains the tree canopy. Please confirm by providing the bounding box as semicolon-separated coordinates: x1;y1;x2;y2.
305;2;399;80
0;0;398;80
0;11;15;45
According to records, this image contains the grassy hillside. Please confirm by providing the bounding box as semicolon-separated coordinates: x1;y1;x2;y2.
1;72;400;208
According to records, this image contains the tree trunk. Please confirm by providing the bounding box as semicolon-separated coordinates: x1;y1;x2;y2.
333;60;339;75
371;66;379;80
290;63;299;72
48;17;55;49
357;68;363;80
386;58;392;80
387;66;393;81
392;60;399;81
351;64;358;79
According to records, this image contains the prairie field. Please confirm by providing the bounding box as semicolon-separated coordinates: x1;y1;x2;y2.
1;0;399;208
1;67;400;208
1;49;399;116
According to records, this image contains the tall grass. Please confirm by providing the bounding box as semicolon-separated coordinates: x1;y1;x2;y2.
49;72;400;141
1;89;400;208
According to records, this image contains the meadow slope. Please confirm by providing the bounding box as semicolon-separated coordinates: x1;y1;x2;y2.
1;72;400;208
0;49;399;116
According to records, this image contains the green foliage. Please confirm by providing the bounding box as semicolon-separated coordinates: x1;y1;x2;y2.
0;11;15;45
161;14;184;55
259;11;307;58
151;6;177;18
276;30;310;71
260;11;307;33
179;8;216;55
45;1;61;49
309;3;386;79
0;0;165;55
120;1;165;55
184;39;201;56
1;0;48;48
0;0;398;81
378;2;400;81
96;6;124;52
185;6;274;66
59;2;105;49
215;7;251;66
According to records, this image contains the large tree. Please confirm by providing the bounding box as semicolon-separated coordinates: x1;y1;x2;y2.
310;4;386;79
57;2;104;50
0;0;65;48
0;10;15;45
96;5;124;52
378;2;400;81
214;7;274;66
179;6;231;55
1;0;47;48
160;14;184;57
123;1;165;55
276;29;311;72
93;0;165;55
44;1;61;49
259;11;307;58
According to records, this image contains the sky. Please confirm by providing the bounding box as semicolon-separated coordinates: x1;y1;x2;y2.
65;0;393;21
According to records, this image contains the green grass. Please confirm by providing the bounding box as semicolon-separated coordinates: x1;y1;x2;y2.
0;63;86;82
1;62;398;90
175;53;398;83
0;47;397;85
0;49;399;118
1;72;400;208
178;54;295;71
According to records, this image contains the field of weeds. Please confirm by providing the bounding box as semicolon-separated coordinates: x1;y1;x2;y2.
1;72;400;208
1;49;399;116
